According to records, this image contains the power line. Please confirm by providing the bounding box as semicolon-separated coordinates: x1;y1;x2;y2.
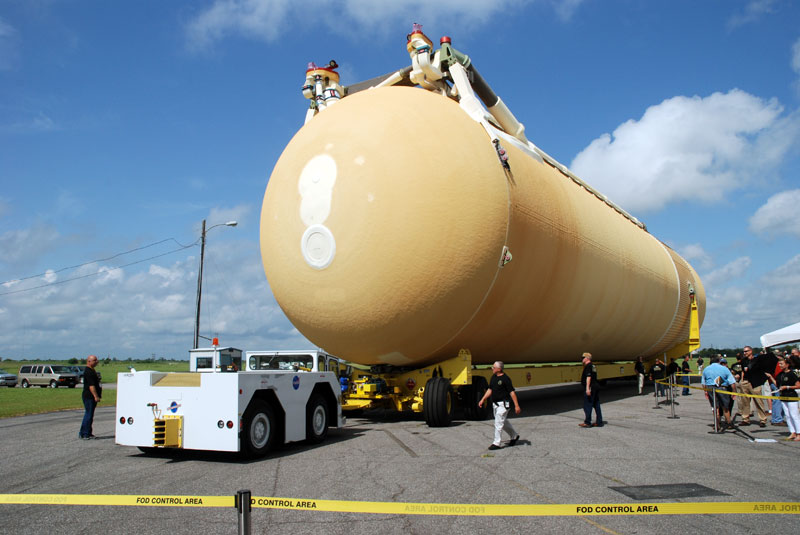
0;237;197;287
0;243;197;297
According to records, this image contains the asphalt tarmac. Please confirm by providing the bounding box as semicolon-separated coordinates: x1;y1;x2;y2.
2;380;799;534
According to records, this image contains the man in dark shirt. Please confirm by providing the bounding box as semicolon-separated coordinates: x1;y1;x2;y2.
478;361;520;450
649;359;666;397
681;355;692;395
666;358;680;397
739;346;773;427
580;352;603;427
79;355;102;439
731;355;746;418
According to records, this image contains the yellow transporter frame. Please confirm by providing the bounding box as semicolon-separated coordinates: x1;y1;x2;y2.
342;293;700;418
342;350;636;413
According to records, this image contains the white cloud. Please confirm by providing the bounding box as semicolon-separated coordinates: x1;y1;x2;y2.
149;263;186;287
0;112;61;134
793;37;800;75
207;204;252;228
764;253;800;294
185;0;293;51
701;254;800;347
0;229;310;359
93;265;124;286
185;0;574;50
727;0;778;30
702;256;751;289
42;270;57;284
678;243;714;271
0;224;60;268
749;189;800;238
0;17;19;71
550;0;584;21
570;89;800;214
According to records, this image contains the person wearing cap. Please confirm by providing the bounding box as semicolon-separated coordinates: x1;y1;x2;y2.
701;355;736;432
79;354;102;440
579;352;603;427
478;361;520;450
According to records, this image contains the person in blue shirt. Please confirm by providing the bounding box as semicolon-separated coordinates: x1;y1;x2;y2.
701;355;737;432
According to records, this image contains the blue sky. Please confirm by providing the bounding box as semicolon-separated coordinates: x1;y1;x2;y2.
1;0;798;360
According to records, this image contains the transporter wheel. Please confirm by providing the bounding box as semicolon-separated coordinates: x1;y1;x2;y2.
21;379;30;388
463;375;490;421
423;377;454;427
49;380;58;388
243;400;276;457
305;394;329;444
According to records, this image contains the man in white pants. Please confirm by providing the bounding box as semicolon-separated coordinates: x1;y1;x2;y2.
478;361;521;450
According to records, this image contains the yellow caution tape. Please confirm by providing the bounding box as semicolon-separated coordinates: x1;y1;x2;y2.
249;498;800;516
653;379;797;401
0;494;231;507
1;494;799;515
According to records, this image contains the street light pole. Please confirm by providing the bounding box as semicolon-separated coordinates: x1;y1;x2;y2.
193;219;237;349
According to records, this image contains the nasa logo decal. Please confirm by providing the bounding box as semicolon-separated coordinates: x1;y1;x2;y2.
169;401;179;413
292;376;300;390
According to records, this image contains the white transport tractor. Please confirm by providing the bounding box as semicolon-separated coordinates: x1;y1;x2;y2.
115;346;344;457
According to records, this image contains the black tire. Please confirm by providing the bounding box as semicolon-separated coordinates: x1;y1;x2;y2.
69;384;76;389
49;380;58;389
463;375;491;420
423;377;454;427
242;399;276;457
21;379;30;388
305;394;329;443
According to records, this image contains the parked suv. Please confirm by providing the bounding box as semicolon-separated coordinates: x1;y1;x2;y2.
0;368;17;387
18;365;78;388
69;365;101;384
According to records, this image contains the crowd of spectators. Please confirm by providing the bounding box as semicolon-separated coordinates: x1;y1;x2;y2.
641;347;800;437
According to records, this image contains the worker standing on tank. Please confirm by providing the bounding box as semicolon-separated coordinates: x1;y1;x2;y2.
580;352;603;427
478;361;521;450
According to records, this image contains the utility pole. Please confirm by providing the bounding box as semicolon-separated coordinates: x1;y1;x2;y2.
193;219;236;349
194;219;206;349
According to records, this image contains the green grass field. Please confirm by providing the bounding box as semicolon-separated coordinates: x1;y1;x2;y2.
0;359;188;419
0;387;117;419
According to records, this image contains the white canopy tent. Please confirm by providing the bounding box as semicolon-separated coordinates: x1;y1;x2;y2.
760;321;800;348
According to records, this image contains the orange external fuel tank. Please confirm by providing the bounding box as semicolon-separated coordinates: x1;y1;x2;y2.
260;85;705;367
